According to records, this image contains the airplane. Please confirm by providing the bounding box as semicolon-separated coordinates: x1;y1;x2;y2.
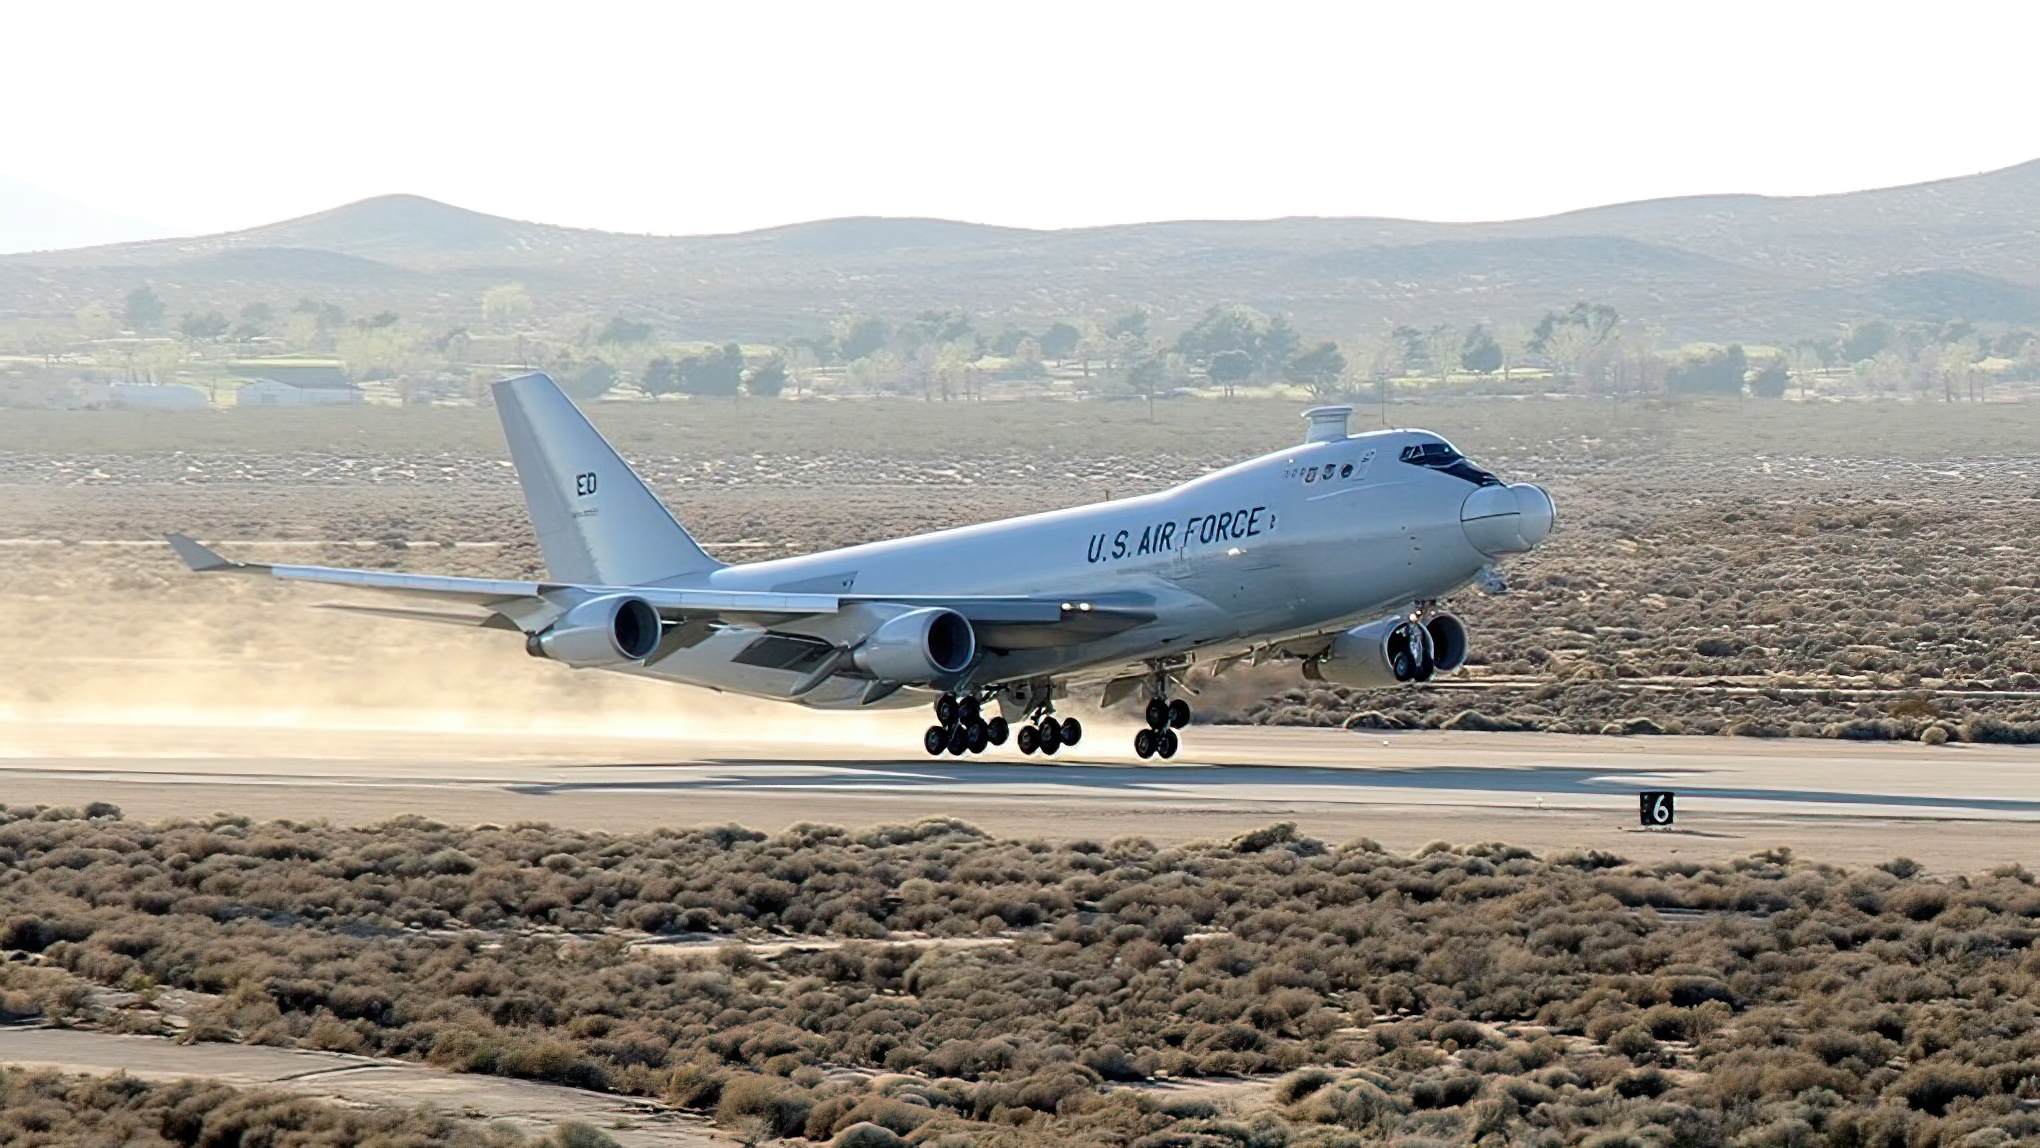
171;372;1554;760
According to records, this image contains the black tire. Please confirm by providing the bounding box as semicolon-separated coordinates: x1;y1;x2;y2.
1157;728;1179;759
986;716;1009;746
923;725;947;755
1017;725;1039;755
1039;720;1063;755
1145;697;1169;729
959;696;981;723
1060;717;1082;746
1391;650;1415;681
1167;699;1190;729
1134;728;1157;759
935;695;959;726
966;720;989;753
946;724;969;755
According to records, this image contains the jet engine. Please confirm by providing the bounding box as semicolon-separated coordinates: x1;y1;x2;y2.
526;595;663;667
1423;611;1469;675
1304;615;1435;688
851;607;977;684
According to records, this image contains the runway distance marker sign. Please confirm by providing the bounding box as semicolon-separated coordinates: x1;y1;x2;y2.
1639;791;1676;828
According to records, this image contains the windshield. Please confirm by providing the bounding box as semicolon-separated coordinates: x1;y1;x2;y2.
1398;441;1501;486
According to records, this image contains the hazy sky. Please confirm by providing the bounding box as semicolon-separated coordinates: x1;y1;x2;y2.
9;1;2039;238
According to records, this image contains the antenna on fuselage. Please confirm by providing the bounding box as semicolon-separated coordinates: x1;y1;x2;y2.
1301;405;1353;444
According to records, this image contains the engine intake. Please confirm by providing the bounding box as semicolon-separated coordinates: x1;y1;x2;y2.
1304;615;1434;688
852;607;976;684
527;595;662;667
1424;611;1469;674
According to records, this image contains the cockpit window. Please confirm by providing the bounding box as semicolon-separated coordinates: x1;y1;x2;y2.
1398;441;1501;486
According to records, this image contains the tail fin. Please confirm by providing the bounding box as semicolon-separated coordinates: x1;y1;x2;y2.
491;372;722;585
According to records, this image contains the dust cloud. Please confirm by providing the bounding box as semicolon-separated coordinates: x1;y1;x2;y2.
0;558;931;755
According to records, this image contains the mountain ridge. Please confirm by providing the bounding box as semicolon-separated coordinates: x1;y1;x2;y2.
6;159;2039;339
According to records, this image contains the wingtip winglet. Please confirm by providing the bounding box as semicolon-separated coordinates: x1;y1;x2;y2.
167;533;233;572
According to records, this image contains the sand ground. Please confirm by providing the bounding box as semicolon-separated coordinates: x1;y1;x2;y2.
0;1028;721;1146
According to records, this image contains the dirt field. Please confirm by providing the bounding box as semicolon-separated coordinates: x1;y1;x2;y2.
0;1029;721;1146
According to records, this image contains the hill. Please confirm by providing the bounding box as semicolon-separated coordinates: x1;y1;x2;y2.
5;161;2040;339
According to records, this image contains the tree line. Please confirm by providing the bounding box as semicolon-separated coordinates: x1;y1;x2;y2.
22;284;2040;406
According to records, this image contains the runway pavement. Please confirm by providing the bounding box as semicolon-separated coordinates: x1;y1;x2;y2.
1;714;2034;868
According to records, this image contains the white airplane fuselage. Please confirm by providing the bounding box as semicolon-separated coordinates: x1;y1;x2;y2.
632;424;1548;709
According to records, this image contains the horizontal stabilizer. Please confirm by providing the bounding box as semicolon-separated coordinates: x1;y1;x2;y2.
167;533;242;573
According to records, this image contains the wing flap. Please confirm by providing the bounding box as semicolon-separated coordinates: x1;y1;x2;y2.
314;602;522;630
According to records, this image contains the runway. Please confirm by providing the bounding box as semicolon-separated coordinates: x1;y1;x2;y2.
2;715;2034;868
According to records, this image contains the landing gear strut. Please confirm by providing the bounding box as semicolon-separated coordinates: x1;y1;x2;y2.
924;692;1006;757
1134;678;1190;759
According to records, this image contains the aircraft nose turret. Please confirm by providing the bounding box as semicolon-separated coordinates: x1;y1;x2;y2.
1461;482;1556;556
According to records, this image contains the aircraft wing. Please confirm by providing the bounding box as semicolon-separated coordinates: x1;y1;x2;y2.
168;534;841;629
168;535;1154;647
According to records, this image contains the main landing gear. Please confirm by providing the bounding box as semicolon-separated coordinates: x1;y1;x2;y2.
1133;691;1190;759
924;693;1008;756
921;685;1080;758
1016;708;1081;757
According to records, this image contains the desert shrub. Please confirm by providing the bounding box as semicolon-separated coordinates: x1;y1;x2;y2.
10;812;2040;1145
717;1073;814;1139
1272;1067;1335;1104
833;1123;908;1148
551;1124;623;1148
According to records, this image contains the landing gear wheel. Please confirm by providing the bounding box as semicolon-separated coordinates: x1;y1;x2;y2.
923;725;947;755
1145;698;1169;730
1017;725;1040;755
986;716;1009;746
1134;728;1157;759
946;724;970;755
935;696;959;726
1167;699;1190;729
1390;650;1415;681
965;720;989;753
1157;728;1179;759
1039;719;1063;755
959;696;981;724
1059;717;1082;746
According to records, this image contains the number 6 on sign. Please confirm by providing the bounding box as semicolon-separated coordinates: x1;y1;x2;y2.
1639;791;1676;828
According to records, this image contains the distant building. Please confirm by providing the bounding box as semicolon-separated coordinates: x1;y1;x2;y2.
228;357;350;388
235;377;363;407
84;382;210;409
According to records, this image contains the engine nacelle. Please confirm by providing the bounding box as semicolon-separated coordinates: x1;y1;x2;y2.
1304;615;1433;688
526;595;662;667
1424;611;1469;675
851;607;976;684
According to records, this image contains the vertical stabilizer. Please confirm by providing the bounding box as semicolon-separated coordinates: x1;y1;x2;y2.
492;372;721;585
